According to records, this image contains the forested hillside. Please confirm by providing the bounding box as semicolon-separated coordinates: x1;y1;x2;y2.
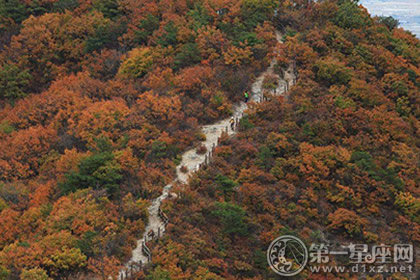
149;1;420;280
0;0;278;278
0;0;419;279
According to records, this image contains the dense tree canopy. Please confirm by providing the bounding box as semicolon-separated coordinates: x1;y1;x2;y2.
0;0;277;278
145;1;419;279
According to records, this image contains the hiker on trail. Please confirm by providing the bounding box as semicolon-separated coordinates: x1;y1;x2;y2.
244;91;249;103
148;230;155;239
230;118;235;130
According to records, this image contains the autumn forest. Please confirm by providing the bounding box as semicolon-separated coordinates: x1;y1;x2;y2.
0;0;419;279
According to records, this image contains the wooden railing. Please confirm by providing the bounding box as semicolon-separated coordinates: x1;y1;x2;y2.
158;207;169;226
142;241;152;262
120;261;144;280
121;207;169;279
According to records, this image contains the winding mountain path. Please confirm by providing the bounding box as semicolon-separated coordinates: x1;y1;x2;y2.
119;30;295;279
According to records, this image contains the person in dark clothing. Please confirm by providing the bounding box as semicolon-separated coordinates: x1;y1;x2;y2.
230;118;235;130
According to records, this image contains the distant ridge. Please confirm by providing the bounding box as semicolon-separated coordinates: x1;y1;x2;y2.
360;0;420;37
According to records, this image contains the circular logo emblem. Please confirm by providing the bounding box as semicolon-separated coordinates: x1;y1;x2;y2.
267;235;308;276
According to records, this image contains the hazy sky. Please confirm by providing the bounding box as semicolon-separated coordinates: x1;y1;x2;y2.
359;0;420;37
